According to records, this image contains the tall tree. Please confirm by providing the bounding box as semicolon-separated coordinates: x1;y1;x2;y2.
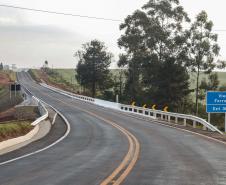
0;62;3;70
118;0;191;107
187;11;220;115
75;40;113;97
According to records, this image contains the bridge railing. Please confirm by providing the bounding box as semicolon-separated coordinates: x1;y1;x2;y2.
40;83;223;135
40;83;95;102
120;104;223;134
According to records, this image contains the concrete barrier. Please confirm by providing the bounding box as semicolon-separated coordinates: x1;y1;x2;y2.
0;124;39;154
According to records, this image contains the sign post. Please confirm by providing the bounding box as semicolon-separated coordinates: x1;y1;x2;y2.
208;113;210;123
206;91;226;132
10;83;21;99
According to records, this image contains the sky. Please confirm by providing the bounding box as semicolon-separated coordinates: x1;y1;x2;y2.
0;0;226;69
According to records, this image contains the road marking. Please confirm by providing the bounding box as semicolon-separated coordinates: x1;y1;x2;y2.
0;83;71;166
111;109;226;146
0;105;70;166
52;113;57;125
27;80;140;185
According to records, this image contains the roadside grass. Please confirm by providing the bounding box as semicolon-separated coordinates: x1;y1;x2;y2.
0;71;23;113
0;70;16;82
189;71;226;89
54;69;78;85
0;88;23;112
30;68;226;101
0;121;33;142
0;85;6;96
28;69;42;83
47;69;226;90
8;71;16;82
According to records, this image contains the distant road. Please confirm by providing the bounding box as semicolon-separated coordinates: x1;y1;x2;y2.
0;71;226;185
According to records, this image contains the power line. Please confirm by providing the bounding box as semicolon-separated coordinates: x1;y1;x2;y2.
0;4;226;32
0;4;121;22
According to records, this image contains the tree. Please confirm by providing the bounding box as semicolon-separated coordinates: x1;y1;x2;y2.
187;11;220;115
118;0;191;107
199;73;219;100
0;62;3;70
75;40;113;97
112;69;125;102
148;57;190;110
45;60;48;65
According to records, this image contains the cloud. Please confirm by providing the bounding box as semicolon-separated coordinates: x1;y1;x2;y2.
0;13;88;68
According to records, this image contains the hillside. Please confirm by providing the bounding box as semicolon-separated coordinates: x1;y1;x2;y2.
0;70;23;114
50;69;226;90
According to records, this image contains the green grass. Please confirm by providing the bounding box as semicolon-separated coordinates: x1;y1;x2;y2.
54;69;77;85
0;85;6;96
28;69;42;83
189;71;226;89
8;71;16;82
1;70;16;82
0;88;23;112
0;121;33;140
52;69;226;90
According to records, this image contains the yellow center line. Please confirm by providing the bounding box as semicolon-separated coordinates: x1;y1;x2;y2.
25;81;140;185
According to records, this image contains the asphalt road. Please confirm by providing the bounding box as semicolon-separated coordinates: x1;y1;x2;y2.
1;72;226;185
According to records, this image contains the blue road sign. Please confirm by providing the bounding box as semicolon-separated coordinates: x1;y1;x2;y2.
206;91;226;113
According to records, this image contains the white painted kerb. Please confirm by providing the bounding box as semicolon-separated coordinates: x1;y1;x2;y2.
0;124;39;152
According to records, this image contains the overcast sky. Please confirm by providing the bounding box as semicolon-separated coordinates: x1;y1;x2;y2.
0;0;226;69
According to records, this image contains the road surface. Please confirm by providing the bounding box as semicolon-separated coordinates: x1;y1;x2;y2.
0;71;226;185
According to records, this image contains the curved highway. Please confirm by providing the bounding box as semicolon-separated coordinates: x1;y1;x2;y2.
0;71;226;185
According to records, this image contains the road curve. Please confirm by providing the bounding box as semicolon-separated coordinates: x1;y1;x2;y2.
0;71;226;185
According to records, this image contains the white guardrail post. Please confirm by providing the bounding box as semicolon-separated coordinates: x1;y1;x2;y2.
40;83;223;135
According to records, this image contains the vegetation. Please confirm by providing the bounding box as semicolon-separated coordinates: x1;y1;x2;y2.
75;40;113;97
0;71;23;112
117;0;191;109
115;0;226;114
0;121;33;142
28;69;42;83
0;62;3;70
30;0;226;130
187;11;221;115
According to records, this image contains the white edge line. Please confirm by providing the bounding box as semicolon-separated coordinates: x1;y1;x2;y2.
0;90;71;166
52;113;58;125
120;110;226;146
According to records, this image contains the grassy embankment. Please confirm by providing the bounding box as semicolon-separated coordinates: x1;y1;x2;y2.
30;68;226;96
29;68;80;93
0;70;32;142
0;71;23;113
0;121;33;142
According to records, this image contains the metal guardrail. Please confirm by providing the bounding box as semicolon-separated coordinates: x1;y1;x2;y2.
120;104;223;135
20;85;48;126
30;96;48;126
40;83;223;135
41;83;95;102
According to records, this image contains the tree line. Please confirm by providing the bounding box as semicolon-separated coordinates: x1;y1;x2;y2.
75;0;226;116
